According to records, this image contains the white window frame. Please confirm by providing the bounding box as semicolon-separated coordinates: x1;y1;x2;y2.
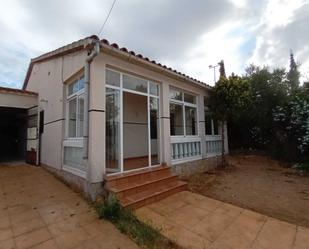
66;75;85;139
169;87;198;137
105;68;161;174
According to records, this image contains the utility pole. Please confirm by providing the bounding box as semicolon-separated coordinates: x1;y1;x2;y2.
209;63;220;84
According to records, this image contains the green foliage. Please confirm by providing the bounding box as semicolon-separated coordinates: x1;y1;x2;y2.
96;195;121;222
287;51;300;92
227;56;308;163
209;74;250;166
295;161;309;172
209;74;251;122
95;196;179;249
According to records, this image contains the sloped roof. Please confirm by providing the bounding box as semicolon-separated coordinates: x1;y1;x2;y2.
23;35;211;90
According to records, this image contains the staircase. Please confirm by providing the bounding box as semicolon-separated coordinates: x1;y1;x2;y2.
104;165;187;209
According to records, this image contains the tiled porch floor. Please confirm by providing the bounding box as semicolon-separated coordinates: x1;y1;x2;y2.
0;163;139;249
135;191;309;249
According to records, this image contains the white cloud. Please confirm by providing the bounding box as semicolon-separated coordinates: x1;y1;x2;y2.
0;0;308;88
180;21;249;85
248;0;309;82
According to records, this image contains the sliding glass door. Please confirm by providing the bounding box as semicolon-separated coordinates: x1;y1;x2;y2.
105;69;160;174
123;92;149;171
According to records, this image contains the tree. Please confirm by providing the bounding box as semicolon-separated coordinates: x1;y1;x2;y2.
287;50;300;92
209;74;251;167
218;60;226;79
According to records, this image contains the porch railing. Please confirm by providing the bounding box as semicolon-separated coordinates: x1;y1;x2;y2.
205;135;222;157
171;137;202;164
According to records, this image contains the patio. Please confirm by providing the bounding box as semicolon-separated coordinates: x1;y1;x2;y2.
0;163;139;249
135;191;309;249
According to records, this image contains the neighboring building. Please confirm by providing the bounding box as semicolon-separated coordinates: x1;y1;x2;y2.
0;87;38;163
2;35;228;203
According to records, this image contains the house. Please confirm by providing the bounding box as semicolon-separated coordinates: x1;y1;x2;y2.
2;35;228;207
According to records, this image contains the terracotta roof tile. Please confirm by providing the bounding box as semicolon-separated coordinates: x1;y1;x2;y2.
23;35;211;90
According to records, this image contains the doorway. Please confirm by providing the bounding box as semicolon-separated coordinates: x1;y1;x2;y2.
0;107;27;162
105;69;160;174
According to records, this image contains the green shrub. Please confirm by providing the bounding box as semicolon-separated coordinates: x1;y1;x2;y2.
295;161;309;172
96;195;121;222
95;196;178;249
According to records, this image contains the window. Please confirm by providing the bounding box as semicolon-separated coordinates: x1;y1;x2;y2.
123;74;147;93
64;146;83;170
170;103;184;135
185;106;197;135
169;87;197;136
68;76;84;96
106;69;120;87
149;82;159;96
204;97;219;135
67;75;85;138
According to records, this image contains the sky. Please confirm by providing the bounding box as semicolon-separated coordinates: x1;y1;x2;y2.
0;0;308;88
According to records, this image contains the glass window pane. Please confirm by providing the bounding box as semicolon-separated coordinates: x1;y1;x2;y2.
150;97;159;165
106;69;120;87
68;81;78;95
205;113;212;135
64;147;84;171
170;103;184;135
77;94;84;137
213;119;219;135
184;93;196;104
73;80;79;93
106;88;121;172
185;106;197;135
68;98;77;137
78;76;85;91
123;74;147;93
169;88;182;101
149;82;159;96
123;92;149;170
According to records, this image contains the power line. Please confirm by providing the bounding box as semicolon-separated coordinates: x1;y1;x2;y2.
97;0;117;37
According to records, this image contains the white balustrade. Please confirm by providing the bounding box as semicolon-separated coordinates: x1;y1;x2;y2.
205;135;222;157
171;137;202;164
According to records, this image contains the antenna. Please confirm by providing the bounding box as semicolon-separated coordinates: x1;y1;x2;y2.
97;0;117;37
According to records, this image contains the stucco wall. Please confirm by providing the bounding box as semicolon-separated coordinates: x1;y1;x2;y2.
26;51;87;170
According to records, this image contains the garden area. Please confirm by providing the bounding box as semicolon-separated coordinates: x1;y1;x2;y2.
192;53;309;227
186;154;309;227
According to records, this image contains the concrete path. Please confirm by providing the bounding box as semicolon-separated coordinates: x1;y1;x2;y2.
136;191;309;249
0;164;139;249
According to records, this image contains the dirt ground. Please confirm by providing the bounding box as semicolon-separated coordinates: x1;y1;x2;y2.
186;154;309;228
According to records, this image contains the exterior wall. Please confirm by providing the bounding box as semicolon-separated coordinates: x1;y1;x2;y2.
42;163;103;200
0;92;37;109
26;51;87;174
172;156;220;177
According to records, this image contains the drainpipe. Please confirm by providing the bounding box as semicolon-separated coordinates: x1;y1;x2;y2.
83;39;100;183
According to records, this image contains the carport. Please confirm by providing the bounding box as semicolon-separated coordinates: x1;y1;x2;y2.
0;86;38;164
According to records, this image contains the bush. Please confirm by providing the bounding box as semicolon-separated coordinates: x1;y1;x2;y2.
96;195;121;222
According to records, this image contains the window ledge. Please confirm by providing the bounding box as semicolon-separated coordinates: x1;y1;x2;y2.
63;139;84;147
